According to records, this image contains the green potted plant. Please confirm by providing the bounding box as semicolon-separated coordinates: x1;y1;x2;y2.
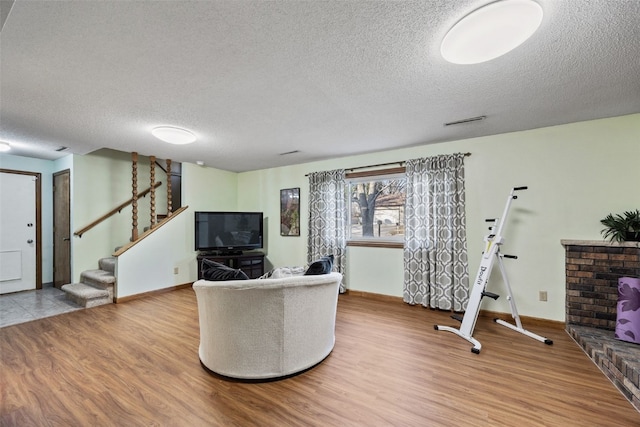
600;209;640;242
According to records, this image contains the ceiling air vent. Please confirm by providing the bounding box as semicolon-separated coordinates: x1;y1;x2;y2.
444;116;486;127
279;150;300;156
55;146;69;152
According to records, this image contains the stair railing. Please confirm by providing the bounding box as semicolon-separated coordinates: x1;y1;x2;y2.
166;159;173;217
131;152;139;241
74;153;175;241
73;181;162;238
152;157;181;221
129;155;174;242
149;155;157;230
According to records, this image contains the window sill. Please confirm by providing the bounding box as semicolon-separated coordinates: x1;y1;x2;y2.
347;240;404;249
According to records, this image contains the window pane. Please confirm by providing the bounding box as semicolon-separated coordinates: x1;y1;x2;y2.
348;177;406;241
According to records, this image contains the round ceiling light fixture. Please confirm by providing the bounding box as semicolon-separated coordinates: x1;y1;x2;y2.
0;142;11;152
441;0;543;65
151;126;197;145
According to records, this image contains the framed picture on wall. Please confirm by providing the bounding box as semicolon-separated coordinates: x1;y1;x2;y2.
280;188;300;236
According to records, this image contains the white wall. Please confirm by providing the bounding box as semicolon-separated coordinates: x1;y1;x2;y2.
0;153;55;284
116;207;192;298
237;114;640;321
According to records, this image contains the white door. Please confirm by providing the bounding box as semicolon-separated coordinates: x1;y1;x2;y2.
0;172;37;294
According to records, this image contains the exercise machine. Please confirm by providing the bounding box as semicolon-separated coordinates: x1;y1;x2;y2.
434;186;553;354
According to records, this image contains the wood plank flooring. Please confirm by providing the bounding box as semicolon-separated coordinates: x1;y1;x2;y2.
1;289;638;426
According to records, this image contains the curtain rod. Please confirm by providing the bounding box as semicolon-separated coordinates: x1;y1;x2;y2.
304;152;471;177
347;160;405;172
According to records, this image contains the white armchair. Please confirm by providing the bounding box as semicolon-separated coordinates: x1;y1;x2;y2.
193;272;342;379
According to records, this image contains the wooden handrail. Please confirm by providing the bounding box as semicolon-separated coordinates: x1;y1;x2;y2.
113;205;189;257
73;182;162;238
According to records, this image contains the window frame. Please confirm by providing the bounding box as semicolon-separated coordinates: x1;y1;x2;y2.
345;167;406;249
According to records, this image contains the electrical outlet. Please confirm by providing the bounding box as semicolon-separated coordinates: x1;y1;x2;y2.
539;291;548;302
173;267;179;275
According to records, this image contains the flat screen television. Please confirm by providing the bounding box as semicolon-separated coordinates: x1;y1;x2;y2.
195;211;263;253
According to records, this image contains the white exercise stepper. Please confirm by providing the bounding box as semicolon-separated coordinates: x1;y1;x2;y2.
434;186;553;354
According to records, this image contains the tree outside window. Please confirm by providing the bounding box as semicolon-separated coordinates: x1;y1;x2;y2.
348;174;406;242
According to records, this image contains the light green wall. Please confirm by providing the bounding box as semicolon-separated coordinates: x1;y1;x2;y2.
72;149;169;282
182;162;239;278
40;152;238;295
237;163;311;269
182;162;238;212
3;114;638;318
107;161;239;297
58;150;238;290
238;114;640;321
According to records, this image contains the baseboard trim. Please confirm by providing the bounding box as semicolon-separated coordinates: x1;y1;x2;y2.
342;289;404;303
115;282;193;303
343;289;565;329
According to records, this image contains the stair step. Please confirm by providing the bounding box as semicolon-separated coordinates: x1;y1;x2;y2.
61;283;111;308
80;269;115;289
98;257;116;274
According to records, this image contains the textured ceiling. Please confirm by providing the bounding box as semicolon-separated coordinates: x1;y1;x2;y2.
1;0;639;172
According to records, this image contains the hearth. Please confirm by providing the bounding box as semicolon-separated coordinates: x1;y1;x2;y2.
561;240;640;412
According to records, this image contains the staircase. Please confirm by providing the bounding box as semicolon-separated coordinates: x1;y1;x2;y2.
61;257;115;308
63;154;182;307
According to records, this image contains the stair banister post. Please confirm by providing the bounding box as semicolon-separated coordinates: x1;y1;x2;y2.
166;159;172;217
131;152;139;241
150;155;156;229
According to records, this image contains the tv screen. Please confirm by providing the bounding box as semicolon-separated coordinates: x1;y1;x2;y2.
195;211;263;253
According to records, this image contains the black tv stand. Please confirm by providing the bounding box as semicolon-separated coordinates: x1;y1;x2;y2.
197;251;265;279
200;250;243;256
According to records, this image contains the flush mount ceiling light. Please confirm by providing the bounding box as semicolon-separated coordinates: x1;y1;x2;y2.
441;0;543;65
151;126;196;145
0;142;11;152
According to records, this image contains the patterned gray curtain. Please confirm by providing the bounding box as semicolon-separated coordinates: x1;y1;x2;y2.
308;169;347;293
403;154;468;311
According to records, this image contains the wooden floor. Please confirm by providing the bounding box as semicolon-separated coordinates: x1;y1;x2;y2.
1;289;638;426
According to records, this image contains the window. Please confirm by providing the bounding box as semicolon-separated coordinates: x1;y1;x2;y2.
346;168;406;247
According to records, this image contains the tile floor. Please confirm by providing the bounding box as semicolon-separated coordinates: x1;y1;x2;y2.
0;284;83;328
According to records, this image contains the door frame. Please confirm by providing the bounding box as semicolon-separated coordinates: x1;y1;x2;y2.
0;168;42;289
53;169;71;288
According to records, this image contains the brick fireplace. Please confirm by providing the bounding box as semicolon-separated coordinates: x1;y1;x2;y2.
561;239;640;412
563;240;640;328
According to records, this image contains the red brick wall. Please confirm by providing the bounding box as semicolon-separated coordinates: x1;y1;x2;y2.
565;243;640;330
